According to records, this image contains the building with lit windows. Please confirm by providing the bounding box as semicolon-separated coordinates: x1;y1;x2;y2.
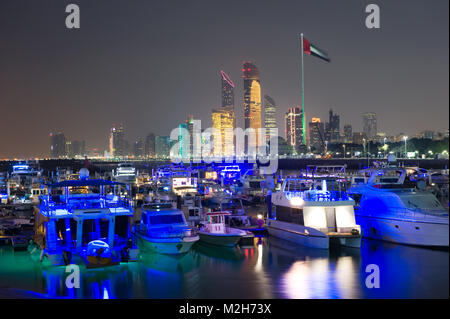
285;107;303;153
221;70;234;108
50;132;66;158
243;61;262;154
155;135;170;159
325;109;340;142
144;133;156;158
109;124;125;158
363;112;377;140
212;106;236;157
309;118;325;153
343;124;352;143
264;95;277;144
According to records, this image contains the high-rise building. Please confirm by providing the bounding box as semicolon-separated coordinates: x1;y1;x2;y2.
221;70;234;108
176;115;197;159
144;133;155;158
324;109;340;142
343;124;352;143
352;132;367;145
212;106;236;157
264;95;277;143
362;112;377;140
421;130;435;140
309;118;325;153
155;135;170;159
50;132;66;158
109;124;125;158
285;107;303;153
65;140;86;158
243;61;262;154
133;139;144;158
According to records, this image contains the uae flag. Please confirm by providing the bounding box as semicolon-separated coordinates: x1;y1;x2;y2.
302;37;330;62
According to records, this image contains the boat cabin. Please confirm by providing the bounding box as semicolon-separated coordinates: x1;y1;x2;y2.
202;211;230;234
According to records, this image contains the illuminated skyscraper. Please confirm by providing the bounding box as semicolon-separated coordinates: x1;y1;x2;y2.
221;70;234;108
363;112;377;140
109;124;125;158
212;106;236;157
309;118;325;153
176;115;197;160
324;109;340;142
243;61;262;154
155;135;170;159
264;95;277;143
285;107;303;153
50;132;66;158
144;133;155;158
343;124;352;143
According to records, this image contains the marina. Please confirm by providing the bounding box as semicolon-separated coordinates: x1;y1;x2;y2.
0;158;448;298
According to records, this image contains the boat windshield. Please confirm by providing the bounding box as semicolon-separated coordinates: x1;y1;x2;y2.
398;192;446;213
149;214;185;225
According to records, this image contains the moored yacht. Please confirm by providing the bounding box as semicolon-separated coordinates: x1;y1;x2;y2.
268;177;361;249
33;169;137;267
198;211;247;247
135;202;199;254
113;163;137;184
348;166;449;248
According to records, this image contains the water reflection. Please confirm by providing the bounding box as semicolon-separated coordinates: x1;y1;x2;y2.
0;237;447;298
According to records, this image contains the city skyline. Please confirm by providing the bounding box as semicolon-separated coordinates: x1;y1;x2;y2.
0;0;448;158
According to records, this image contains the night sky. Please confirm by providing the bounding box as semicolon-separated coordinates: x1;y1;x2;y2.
0;0;448;158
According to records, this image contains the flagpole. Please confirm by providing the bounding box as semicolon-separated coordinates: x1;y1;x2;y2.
300;33;306;146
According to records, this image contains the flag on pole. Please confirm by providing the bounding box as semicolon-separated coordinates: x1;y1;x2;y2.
302;37;330;62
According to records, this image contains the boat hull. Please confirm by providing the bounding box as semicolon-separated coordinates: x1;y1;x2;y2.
266;219;361;249
356;214;449;247
136;232;199;255
198;232;242;247
266;220;329;249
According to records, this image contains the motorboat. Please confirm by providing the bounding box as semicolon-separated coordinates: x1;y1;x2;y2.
33;169;138;266
267;177;361;249
198;211;247;247
135;202;199;255
348;167;449;248
113;163;137;184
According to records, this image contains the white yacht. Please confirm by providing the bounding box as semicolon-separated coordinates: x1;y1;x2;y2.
348;167;449;248
113;163;137;184
268;177;361;249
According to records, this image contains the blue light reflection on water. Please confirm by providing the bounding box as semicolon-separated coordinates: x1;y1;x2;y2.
0;237;448;299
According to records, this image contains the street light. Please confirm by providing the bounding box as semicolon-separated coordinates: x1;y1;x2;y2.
403;136;408;158
362;138;366;157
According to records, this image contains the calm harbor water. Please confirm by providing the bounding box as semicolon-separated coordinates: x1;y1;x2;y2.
0;236;448;299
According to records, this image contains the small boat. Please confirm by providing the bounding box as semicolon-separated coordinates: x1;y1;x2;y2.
198;212;248;247
135;203;199;255
11;236;29;251
84;240;119;268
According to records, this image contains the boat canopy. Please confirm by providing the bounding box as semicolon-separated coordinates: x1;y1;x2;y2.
204;211;231;216
46;179;125;188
